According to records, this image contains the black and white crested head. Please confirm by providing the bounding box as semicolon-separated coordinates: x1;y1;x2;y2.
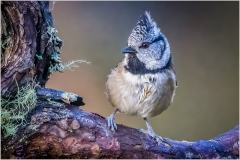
123;11;172;74
128;11;160;45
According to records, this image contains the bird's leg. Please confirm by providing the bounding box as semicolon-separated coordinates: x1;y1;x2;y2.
106;108;119;132
140;118;163;145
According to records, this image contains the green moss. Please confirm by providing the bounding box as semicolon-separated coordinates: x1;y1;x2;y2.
1;37;11;49
49;62;64;74
35;54;43;60
51;52;61;62
45;26;90;74
1;81;37;138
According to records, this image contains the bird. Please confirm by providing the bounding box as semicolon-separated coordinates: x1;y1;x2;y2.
105;11;177;145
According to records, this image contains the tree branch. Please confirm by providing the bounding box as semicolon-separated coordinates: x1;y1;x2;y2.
2;96;239;159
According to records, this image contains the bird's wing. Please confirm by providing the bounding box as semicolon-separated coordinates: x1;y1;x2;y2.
137;80;155;104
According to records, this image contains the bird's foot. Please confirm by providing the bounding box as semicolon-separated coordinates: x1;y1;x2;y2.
139;128;163;145
106;114;117;132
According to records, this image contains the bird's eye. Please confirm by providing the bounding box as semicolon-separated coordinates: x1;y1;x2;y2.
140;42;150;49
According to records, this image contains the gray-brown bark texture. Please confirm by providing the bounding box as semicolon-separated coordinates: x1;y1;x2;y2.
1;1;62;98
1;1;239;159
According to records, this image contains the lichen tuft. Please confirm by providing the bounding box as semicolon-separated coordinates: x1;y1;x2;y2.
1;81;37;138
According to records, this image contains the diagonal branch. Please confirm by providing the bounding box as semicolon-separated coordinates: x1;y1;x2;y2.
2;97;239;159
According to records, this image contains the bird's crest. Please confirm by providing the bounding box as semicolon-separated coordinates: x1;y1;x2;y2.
128;11;160;44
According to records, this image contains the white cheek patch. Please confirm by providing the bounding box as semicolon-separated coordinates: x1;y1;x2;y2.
159;40;165;52
160;40;164;46
136;53;162;70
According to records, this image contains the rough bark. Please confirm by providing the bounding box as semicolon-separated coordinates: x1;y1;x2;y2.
1;97;239;159
1;1;239;159
1;1;62;98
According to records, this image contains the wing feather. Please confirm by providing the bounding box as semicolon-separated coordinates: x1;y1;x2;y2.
138;82;152;104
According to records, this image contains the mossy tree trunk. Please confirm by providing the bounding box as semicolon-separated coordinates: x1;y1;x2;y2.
1;1;239;159
1;1;62;98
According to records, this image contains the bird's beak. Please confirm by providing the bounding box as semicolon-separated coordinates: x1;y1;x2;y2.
122;46;137;54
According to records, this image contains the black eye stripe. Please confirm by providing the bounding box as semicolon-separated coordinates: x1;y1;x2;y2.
138;34;166;51
151;34;165;44
125;52;172;75
150;35;166;52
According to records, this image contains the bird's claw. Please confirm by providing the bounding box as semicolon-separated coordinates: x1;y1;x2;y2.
139;128;163;145
106;114;117;132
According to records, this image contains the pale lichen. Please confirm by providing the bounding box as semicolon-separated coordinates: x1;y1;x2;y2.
45;26;90;74
1;36;11;49
61;91;78;102
35;54;43;60
185;151;193;158
61;60;91;71
46;26;59;47
1;81;37;138
49;59;90;74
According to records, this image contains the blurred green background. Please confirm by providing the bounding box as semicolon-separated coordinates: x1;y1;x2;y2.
47;1;239;141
